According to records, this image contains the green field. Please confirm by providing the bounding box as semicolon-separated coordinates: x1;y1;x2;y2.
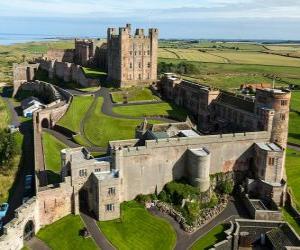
82;67;107;79
285;148;300;210
84;97;161;147
42;131;66;184
98;201;176;250
288;112;300;145
37;215;98;250
111;87;160;103
282;207;300;236
58;96;94;133
113;102;187;121
291;92;300;112
190;224;227;250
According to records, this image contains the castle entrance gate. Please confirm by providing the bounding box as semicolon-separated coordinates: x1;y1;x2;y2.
23;220;35;241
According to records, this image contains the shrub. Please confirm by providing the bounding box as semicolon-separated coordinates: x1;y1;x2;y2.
218;179;234;195
135;194;152;204
0;130;18;168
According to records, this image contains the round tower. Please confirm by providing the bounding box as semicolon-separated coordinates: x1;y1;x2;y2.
255;88;291;148
187;148;211;192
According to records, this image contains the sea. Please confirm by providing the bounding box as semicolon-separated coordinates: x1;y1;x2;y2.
0;33;70;45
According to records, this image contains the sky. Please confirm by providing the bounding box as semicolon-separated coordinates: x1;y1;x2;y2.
0;0;300;40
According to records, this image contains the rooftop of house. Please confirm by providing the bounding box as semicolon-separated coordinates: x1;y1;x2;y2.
256;142;282;152
21;96;43;110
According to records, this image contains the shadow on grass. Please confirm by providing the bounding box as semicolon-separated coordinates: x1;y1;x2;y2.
289;133;300;142
46;170;61;185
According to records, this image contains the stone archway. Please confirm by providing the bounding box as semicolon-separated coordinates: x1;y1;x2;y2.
41;118;50;129
23;220;35;241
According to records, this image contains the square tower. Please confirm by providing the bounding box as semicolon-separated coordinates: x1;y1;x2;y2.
107;24;159;87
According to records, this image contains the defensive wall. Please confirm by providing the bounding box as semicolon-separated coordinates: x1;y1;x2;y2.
111;131;271;202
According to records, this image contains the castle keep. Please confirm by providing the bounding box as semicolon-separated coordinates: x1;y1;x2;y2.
107;24;158;87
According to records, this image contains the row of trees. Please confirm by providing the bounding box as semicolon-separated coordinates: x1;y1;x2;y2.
158;61;201;75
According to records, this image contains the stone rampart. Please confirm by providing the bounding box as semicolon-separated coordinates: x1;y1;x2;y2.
114;131;271;201
37;58;100;87
0;198;39;250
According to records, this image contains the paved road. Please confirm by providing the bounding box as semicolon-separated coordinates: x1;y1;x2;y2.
80;212;115;250
288;142;300;151
150;195;249;250
26;237;50;250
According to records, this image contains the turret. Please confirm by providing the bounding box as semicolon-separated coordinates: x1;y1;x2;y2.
255;88;291;148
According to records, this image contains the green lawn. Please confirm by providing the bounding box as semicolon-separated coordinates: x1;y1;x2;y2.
285;148;300;210
84;97;161;147
111;87;161;103
82;67;107;79
98;201;176;250
42;132;67;184
291;92;300;112
37;215;98;250
58;96;94;133
288;112;300;145
190;224;227;250
282;207;300;236
113;102;187;121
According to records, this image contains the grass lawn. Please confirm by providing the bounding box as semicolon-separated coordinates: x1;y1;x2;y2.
37;215;98;250
291;91;300;112
111;87;161;103
285;148;300;210
58;96;94;133
113;102;188;121
282;207;300;236
190;224;228;250
42;132;67;184
82;67;107;79
84;97;162;147
98;201;176;250
288;112;300;145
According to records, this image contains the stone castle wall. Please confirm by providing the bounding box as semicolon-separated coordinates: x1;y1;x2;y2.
43;49;74;63
113;131;270;202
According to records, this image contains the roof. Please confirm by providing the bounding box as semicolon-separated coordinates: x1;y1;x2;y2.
256;142;282;152
21;97;43;110
179;130;200;137
216;92;255;113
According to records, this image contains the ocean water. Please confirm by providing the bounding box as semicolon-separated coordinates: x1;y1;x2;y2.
0;33;62;45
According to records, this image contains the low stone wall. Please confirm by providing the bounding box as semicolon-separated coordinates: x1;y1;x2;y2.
156;195;228;233
37;58;100;87
0;198;39;250
211;221;234;250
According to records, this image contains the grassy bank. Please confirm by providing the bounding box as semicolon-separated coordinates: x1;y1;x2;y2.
98;201;176;250
37;215;98;250
111;87;160;103
112;102;187;121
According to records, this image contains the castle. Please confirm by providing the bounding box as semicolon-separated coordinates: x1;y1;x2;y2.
1;24;298;250
34;23;158;88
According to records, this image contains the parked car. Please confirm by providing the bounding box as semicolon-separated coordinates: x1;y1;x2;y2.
0;203;9;219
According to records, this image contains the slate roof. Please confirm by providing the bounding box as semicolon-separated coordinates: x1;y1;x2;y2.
216;92;255;113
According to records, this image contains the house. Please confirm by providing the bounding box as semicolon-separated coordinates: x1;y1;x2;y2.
21;97;44;118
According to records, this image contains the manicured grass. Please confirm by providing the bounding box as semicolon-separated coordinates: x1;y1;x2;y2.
291;92;300;112
282;207;300;236
0;132;23;203
42;131;66;177
190;224;227;250
37;215;98;250
58;96;94;133
113;102;188;121
288;112;300;145
111;87;160;103
285;148;300;210
84;97;162;147
98;201;176;250
82;67;107;79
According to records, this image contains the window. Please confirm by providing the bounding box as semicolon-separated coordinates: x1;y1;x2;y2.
130;51;133;55
281;100;288;106
138;62;141;68
139;74;142;80
95;168;101;173
147;50;150;55
130;63;133;69
108;187;116;196
134;51;137;56
147;62;151;68
105;204;115;212
280;113;286;121
268;157;275;166
139;51;142;55
79;169;87;177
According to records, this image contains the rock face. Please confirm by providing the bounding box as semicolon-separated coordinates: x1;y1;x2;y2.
156;195;229;233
